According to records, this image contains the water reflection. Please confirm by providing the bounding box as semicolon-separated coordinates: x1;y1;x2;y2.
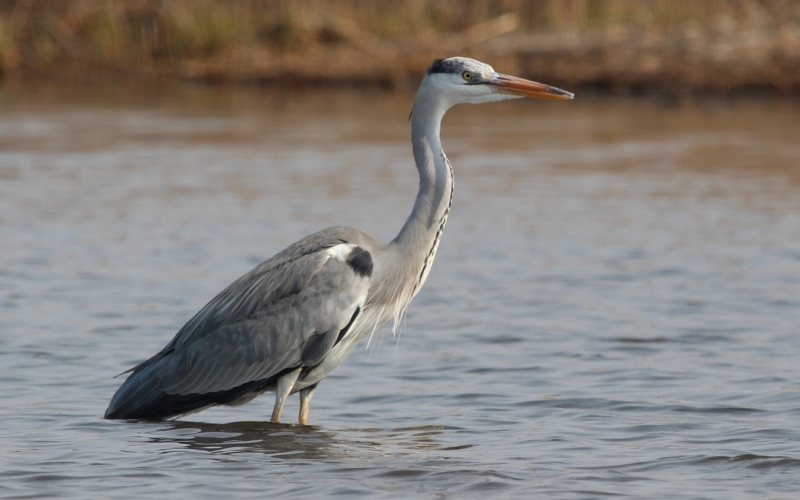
148;420;471;461
151;420;340;460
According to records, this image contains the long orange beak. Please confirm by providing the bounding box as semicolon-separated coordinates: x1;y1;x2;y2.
489;73;574;100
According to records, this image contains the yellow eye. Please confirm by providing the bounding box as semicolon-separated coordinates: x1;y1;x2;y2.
462;71;473;81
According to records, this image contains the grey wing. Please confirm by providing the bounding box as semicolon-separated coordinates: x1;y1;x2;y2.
105;239;372;419
162;243;371;395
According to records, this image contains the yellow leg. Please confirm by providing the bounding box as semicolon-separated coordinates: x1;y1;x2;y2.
270;368;301;423
298;384;318;425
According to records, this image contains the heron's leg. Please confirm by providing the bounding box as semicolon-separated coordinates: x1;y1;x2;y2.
271;368;302;423
298;383;319;425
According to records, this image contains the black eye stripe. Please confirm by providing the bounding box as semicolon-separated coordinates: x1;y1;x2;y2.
425;58;485;82
427;58;459;74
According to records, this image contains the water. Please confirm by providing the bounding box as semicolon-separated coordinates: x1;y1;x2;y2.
1;83;799;498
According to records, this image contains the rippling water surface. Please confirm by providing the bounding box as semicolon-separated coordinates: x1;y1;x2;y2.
1;83;799;498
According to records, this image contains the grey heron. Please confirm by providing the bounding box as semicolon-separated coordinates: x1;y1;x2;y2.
105;57;573;423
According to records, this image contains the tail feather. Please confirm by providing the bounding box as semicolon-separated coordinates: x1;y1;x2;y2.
104;360;280;420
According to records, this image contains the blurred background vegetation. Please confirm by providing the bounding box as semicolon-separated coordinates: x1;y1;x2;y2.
1;0;799;94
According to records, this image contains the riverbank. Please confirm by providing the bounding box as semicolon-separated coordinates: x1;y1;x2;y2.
2;0;799;95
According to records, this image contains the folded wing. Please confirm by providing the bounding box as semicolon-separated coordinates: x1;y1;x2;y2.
105;239;372;419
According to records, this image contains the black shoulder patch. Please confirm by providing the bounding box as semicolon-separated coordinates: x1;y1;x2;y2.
346;247;373;278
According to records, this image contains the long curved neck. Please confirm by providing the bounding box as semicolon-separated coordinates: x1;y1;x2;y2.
389;86;454;296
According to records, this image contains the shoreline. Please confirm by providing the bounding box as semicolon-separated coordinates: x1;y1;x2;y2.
2;2;799;97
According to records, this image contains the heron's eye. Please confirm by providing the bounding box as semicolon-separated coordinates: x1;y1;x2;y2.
462;71;473;82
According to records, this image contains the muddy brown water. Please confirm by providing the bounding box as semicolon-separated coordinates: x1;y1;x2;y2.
1;83;799;498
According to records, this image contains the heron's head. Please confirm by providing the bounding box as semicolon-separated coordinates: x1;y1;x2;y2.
421;57;573;107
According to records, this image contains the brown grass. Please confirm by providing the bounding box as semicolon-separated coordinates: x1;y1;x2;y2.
1;0;799;94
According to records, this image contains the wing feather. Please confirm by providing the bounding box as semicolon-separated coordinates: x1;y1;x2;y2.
149;244;368;396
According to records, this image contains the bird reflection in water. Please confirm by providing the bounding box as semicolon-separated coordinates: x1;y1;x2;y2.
146;421;470;459
148;420;339;460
